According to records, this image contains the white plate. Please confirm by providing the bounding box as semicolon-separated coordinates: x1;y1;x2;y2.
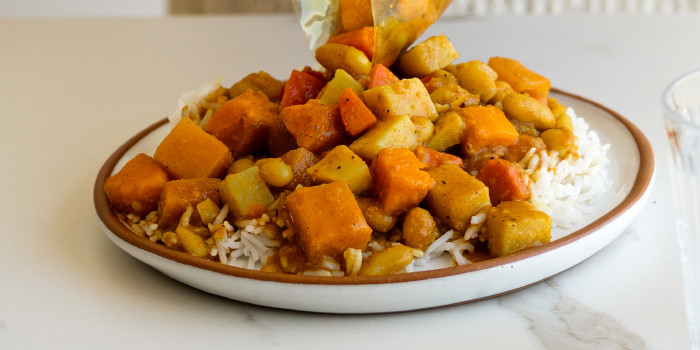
94;90;654;314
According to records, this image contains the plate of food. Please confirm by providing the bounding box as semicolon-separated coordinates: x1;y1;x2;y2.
93;3;654;313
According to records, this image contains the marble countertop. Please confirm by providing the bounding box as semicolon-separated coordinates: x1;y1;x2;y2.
1;13;697;349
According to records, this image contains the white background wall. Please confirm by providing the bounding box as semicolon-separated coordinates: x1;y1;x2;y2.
0;0;168;17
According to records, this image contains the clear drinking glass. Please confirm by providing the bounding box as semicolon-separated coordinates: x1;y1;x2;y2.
663;69;700;349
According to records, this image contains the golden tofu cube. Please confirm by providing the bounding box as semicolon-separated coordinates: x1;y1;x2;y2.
396;35;459;78
349;115;417;161
306;145;372;194
363;78;438;121
486;201;551;257
425;165;491;232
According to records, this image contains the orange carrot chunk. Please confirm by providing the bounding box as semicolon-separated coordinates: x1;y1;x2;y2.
157;178;221;229
370;148;435;215
205;89;278;157
487;57;551;98
414;145;463;169
368;63;400;89
327;26;375;60
338;87;377;136
104;153;170;217
154;118;233;179
476;158;530;206
281;99;345;154
280;69;326;107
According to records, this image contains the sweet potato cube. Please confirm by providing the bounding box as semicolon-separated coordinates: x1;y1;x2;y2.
327;26;375;61
104;153;169;216
426;165;491;231
349;115;416;161
157;178;221;229
363;78;438;122
368;63;400;89
370;148;434;215
306;145;372;194
280;147;319;190
205;89;278;157
396;35;459;78
281;99;345;154
338;87;377;137
486;201;551;257
476;158;530;206
280;69;326;108
154;117;232;179
457;105;519;155
488;56;551;98
285;181;372;261
219;166;274;220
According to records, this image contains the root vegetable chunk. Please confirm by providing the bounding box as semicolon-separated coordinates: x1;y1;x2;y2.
154;117;232;179
281;99;345;154
397;35;459;78
426;164;491;232
157;178;221;229
306;145;372;194
285;181;372;261
363;78;438;122
476;158;530;206
488;56;551;98
457;105;519;155
371;148;434;215
219;166;274;220
486;201;551;257
205;89;278;157
104;153;169;216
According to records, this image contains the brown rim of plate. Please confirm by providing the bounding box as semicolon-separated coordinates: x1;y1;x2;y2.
93;89;654;286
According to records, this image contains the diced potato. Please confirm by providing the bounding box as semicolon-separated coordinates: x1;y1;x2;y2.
219;166;274;219
488;57;551;98
228;71;284;101
396;35;459;78
281;99;345;154
318;69;364;105
425;165;491;231
280;147;319;190
363;78;438;121
306;145;372;194
425;111;466;152
157;178;221;229
205;89;278;157
486;201;551;257
423;69;459;93
285;181;372;261
154;117;232;179
104;153;169;216
356;197;398;233
371;148;434;215
456;105;519;155
315;43;372;77
502;92;556;130
411;116;434;145
402;207;437;251
196;198;220;225
349;115;417;161
446;61;498;103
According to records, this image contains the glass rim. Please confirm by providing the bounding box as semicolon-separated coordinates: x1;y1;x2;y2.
662;68;700;130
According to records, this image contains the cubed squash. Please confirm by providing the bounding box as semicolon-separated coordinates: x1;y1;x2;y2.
104;153;169;216
228;71;284;101
456;105;519;155
396;35;459;78
363;78;438;122
157;178;221;229
281;99;345;154
306;145;372;194
339;0;373;32
425;164;491;231
266;112;298;157
487;57;551;99
154;117;233;179
349;114;417;161
280;69;326;108
414;145;463;169
285;181;372;261
318;69;364;105
205;89;278;157
280;147;319;190
219;166;274;219
371;148;434;215
476;158;530;206
486;201;551;257
425;111;466;152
